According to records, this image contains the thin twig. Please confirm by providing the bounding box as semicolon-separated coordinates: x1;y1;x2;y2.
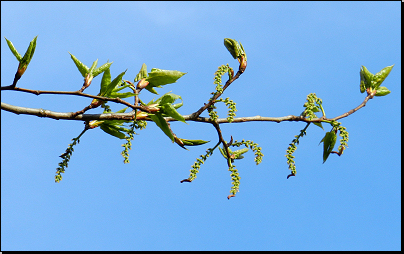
329;94;373;121
1;87;155;112
190;69;244;120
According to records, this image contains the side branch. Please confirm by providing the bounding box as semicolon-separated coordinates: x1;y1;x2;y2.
190;69;244;120
1;87;154;112
1;102;137;121
329;94;373;121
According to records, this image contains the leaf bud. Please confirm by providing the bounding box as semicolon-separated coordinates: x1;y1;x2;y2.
359;66;373;90
373;65;394;89
88;120;104;129
147;103;160;113
136;78;149;90
80;73;94;92
136;111;149;120
238;55;247;73
224;38;239;59
90;98;104;108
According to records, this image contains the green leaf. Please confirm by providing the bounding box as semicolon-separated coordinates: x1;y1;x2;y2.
156;92;182;105
373;65;394;89
109;91;136;99
161;103;185;123
233;147;249;159
219;146;233;159
20;35;38;66
145;68;186;94
99;67;112;96
111;83;132;93
149;113;175;142
360;66;373;89
172;102;183;109
69;52;89;77
145;86;159;94
375;86;391;97
180;139;210;146
88;59;98;75
153;92;185;122
115;107;128;114
4;37;22;61
104;70;127;97
224;38;238;59
319;131;337;163
360;79;366;93
135;63;148;82
100;123;127;139
224;38;245;59
93;61;113;78
313;122;324;130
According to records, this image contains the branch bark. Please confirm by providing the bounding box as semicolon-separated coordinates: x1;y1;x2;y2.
1;93;373;123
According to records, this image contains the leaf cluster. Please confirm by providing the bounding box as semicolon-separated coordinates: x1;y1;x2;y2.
360;65;393;97
4;36;38;87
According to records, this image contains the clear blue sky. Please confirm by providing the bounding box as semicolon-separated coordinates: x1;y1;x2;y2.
1;1;401;251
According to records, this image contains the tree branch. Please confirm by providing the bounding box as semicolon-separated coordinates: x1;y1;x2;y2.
1;94;373;123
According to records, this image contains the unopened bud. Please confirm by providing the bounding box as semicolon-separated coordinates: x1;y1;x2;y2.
224;38;239;59
238;55;247;73
147;103;160;113
80;73;94;92
88;120;104;129
90;98;104;108
136;111;149;120
17;62;28;77
136;78;149;90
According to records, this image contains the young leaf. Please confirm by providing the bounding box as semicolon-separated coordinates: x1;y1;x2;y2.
4;37;22;61
161;103;185;123
360;78;366;93
373;65;394;89
69;52;89;77
232;147;249;159
149;113;175;142
108;91;136;99
20;35;38;66
93;61;113;78
88;59;98;75
224;38;245;60
144;86;158;94
145;68;186;94
100;124;127;139
99;67;112;96
157;92;182;105
319;131;337;163
153;92;185;122
219;146;233;159
104;70;127;97
172;102;183;109
375;86;391;97
115;107;128;114
360;66;373;89
135;63;148;82
313;122;324;130
224;38;238;59
179;138;210;146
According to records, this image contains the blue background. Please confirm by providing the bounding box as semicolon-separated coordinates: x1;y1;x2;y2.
1;1;401;251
